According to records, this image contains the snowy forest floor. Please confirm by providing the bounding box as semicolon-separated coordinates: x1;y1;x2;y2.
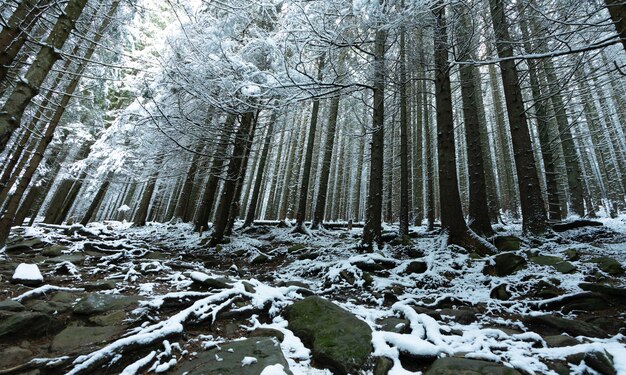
1;217;626;375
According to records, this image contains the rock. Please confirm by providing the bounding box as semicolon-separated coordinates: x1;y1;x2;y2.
11;263;43;286
404;261;427;275
566;351;616;375
286;296;372;374
579;283;626;302
45;253;86;264
564;249;580;261
0;312;61;341
287;244;307;253
378;318;409;333
484;253;527;277
490;284;511;300
524;315;608;338
176;337;293;375
0;299;25;312
536;292;609;313
5;238;45;253
89;310;127;326
51;326;123;353
189;272;232;289
42;245;67;257
533;280;564;299
439;309;477;325
251;254;270;265
425;357;522;374
72;294;140;315
83;280;117;291
250;328;285;342
588;257;624;276
0;346;33;370
543;335;579;348
51;291;77;304
374;357;394;375
529;255;576;274
552;219;603;232
27;300;71;315
492;236;521;251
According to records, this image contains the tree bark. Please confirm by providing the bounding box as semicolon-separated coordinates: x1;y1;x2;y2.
133;154;164;227
173;140;205;222
489;0;549;235
605;0;626;53
80;174;113;226
0;0;89;152
398;22;411;238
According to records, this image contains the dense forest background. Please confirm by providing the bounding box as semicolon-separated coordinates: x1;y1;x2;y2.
0;0;626;249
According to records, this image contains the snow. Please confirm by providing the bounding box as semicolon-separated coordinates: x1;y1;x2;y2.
241;356;258;366
260;364;290;375
12;263;43;282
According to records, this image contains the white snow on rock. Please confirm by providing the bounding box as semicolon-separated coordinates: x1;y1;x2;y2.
241;356;258;366
260;364;289;375
12;263;43;284
118;204;131;212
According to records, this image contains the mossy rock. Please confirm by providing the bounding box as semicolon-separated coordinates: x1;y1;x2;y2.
286;296;372;374
425;357;522;374
0;312;62;341
530;256;576;274
492;236;521;251
484;253;527;277
588;257;624;276
251;254;270;265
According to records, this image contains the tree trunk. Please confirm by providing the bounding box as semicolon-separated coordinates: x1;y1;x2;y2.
194;114;236;231
489;0;549;235
244;112;276;227
0;0;89;152
133;154;163;227
209;112;256;246
605;0;626;53
173;140;205;222
80;174;112;226
362;23;386;248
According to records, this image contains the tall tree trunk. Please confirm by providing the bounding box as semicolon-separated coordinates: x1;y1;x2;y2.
294;58;325;233
432;2;492;253
489;0;549;235
209;112;256;246
80;173;113;226
0;0;89;152
173;140;205;222
398;20;410;238
194;114;236;231
456;10;493;236
134;154;164;227
311;96;340;229
362;22;386;248
244;112;276;227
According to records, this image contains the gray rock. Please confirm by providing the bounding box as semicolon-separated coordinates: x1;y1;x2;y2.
250;328;285;342
51;326;123;353
490;284;511;300
89;310;127;326
42;245;67;257
176;337;292;375
27;301;71;315
286;296;372;375
439;309;477;325
404;261;428;274
529;255;577;274
0;312;61;341
82;280;117;291
72;294;140;315
0;299;25;312
251;254;270;264
378;318;410;333
543;335;579;348
425;357;522;375
5;238;45;253
567;350;616;375
580;283;626;303
0;346;33;370
374;357;394;375
525;315;608;338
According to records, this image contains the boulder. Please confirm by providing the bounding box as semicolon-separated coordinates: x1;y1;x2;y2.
0;299;25;312
378;318;410;334
529;255;576;274
566;350;616;375
0;346;33;370
11;263;43;286
490;284;511;300
72;294;140;315
404;261;428;275
0;312;61;341
543;335;579;348
176;337;292;375
89;310;127;326
492;236;521;251
42;245;67;257
439;309;477;325
579;283;626;303
484;253;527;277
524;315;608;338
5;238;45;253
189;272;232;289
51;326;123;353
286;296;372;374
588;257;624;276
425;357;522;374
251;254;270;265
83;280;117;291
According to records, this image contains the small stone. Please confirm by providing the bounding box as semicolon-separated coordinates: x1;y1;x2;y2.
564;249;580;261
490;284;511;300
374;356;394;375
83;280;117;291
287;244;306;253
405;261;427;275
378;318;409;333
485;253;527;277
42;245;67;257
439;309;477;325
251;254;269;264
